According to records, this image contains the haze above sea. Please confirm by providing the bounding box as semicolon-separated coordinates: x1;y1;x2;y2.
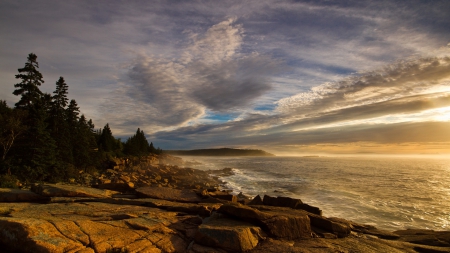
184;155;450;231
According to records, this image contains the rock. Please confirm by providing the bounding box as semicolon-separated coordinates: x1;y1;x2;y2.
119;175;131;183
136;186;203;203
262;195;322;215
209;191;237;202
195;215;264;252
100;197;220;217
218;204;312;239
31;184;119;198
97;182;134;192
248;195;264;205
0;188;50;202
251;205;352;238
0;201;198;253
307;213;351;238
263;195;303;209
188;242;228;253
296;203;322;215
0;217;92;253
328;217;400;240
394;229;450;247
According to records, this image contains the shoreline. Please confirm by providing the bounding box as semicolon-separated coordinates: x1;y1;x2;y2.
0;155;449;252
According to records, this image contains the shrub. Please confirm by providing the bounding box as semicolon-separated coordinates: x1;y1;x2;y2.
0;174;20;188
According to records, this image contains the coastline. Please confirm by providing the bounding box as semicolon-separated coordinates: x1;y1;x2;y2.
0;154;449;252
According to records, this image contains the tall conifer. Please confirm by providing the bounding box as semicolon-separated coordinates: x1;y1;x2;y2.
13;53;44;109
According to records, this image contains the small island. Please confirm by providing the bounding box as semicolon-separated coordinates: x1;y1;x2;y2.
166;148;275;157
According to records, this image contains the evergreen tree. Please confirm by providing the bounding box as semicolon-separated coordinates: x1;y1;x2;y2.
98;124;116;152
72;115;98;169
27;102;57;181
49;77;73;166
13;53;44;109
149;142;157;154
66;99;80;124
122;128;162;156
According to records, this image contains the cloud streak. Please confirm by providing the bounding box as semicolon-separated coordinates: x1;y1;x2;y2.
102;18;281;134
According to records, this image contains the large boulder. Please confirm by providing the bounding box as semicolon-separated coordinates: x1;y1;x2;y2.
31;184;118;198
218;203;312;239
136;186;203;203
249;205;351;238
263;195;302;208
263;195;322;215
0;188;50;202
195;216;264;252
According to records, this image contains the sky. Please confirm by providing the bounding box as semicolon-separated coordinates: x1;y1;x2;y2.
1;0;450;155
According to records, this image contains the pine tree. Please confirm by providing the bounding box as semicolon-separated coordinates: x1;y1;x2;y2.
13;53;44;109
98;124;115;152
27;103;57;181
49;77;73;166
72;115;97;169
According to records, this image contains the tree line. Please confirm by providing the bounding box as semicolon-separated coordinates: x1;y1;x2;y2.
0;53;162;183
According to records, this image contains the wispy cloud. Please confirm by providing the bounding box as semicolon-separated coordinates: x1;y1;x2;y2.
101;18;280;134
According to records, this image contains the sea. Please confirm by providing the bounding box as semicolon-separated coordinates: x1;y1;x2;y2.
184;155;450;232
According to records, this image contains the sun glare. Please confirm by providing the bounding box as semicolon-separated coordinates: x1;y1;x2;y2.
430;106;450;122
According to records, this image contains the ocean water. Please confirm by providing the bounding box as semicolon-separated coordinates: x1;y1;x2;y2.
185;156;450;231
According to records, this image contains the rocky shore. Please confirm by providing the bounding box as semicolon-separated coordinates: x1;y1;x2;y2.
1;155;449;253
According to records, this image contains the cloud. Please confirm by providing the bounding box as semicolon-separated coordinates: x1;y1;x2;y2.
151;55;450;150
277;57;450;116
101;18;280;134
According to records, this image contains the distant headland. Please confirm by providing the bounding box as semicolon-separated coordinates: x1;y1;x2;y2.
165;148;275;157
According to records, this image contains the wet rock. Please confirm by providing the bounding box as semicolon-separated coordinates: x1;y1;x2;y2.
136;186;203;203
307;214;351;238
0;188;50;202
328;217;400;240
195;215;265;252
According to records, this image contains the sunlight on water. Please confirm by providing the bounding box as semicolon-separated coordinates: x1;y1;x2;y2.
187;156;450;231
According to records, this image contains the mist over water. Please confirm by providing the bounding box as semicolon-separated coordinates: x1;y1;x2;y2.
186;156;450;231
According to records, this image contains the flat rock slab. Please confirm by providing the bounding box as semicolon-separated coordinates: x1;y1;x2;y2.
136;186;203;203
31;184;119;198
0;188;50;202
99;197;221;216
394;229;450;247
195;216;264;252
0;202;196;253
